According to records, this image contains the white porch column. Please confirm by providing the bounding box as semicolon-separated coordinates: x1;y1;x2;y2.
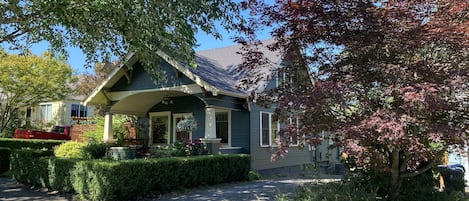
103;112;115;143
202;106;221;154
204;107;216;138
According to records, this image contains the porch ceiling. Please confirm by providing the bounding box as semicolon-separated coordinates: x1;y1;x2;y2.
110;91;187;116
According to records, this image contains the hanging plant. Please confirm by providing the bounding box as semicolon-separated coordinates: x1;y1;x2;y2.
176;115;198;132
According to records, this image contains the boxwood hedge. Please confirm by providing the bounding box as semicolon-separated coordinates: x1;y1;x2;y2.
10;150;251;201
0;138;66;150
0;147;11;174
0;138;65;173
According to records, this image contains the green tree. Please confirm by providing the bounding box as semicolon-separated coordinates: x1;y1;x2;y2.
0;0;240;79
0;49;74;134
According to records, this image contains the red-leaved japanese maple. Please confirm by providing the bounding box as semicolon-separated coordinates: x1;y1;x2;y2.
236;0;468;199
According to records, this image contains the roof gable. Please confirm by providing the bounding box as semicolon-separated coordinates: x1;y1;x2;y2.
84;41;282;106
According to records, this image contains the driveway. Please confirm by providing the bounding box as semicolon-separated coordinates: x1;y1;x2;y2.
0;176;341;201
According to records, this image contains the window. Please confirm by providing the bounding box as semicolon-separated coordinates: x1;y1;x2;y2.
71;104;87;117
216;112;229;144
260;112;278;146
26;107;32;118
288;116;301;146
39;104;52;123
149;112;170;145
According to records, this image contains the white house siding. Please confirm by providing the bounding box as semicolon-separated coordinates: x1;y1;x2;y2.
27;99;96;127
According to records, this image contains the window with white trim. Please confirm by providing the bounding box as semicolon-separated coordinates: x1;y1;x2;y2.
71;104;88;117
39;104;52;123
216;111;229;144
260;112;279;146
288;116;301;146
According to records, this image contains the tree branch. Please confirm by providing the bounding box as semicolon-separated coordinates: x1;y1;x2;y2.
400;159;436;178
0;29;25;43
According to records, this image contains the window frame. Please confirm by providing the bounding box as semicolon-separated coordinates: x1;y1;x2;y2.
215;109;231;147
288;116;301;146
149;111;171;146
71;104;88;118
260;111;279;147
39;103;53;123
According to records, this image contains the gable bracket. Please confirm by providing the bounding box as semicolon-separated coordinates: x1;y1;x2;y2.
123;64;132;84
101;89;112;105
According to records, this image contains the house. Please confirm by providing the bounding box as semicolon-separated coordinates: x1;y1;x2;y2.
21;91;98;129
84;42;342;175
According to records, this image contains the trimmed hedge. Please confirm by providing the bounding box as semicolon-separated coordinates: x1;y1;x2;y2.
0;147;11;174
72;155;250;200
10;150;251;201
9;149;54;186
0;138;66;150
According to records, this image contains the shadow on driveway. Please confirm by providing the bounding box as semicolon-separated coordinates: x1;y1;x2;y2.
0;176;342;201
148;177;342;201
0;177;70;201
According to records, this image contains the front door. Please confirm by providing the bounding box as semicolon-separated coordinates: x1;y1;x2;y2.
149;112;170;145
173;113;192;143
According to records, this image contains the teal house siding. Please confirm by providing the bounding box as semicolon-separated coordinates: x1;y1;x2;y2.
148;95;206;142
111;61;195;92
230;110;251;153
249;100;312;172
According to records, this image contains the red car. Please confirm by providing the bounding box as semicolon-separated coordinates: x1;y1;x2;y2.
14;126;71;140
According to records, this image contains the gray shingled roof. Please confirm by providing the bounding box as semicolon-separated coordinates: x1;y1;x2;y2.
192;40;282;95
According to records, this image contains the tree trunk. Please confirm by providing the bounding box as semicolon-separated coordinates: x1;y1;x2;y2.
389;150;402;201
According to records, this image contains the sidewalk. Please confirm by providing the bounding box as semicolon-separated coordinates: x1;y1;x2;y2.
153;177;341;201
0;175;341;201
0;177;70;201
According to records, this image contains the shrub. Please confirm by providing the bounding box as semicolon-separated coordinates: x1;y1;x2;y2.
10;149;78;192
0;147;11;174
11;151;250;201
280;181;378;201
54;141;86;159
10;149;53;186
82;143;109;159
72;154;250;200
0;138;65;150
248;170;262;181
48;157;79;193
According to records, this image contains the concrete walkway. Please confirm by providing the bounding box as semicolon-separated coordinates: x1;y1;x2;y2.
151;177;341;201
0;177;70;201
0;176;341;201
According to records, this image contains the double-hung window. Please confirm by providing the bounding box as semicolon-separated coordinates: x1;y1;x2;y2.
39;104;52;123
71;104;87;117
288;116;301;146
260;112;279;146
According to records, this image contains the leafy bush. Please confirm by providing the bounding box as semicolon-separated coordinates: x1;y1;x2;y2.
48;157;79;193
248;170;262;181
0;147;11;174
82;143;109;159
54;141;86;159
0;138;65;150
277;181;378;201
9;149;53;186
72;154;250;200
11;150;250;201
10;149;77;192
341;167;466;201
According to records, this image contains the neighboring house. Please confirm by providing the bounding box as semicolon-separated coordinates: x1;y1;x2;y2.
22;93;97;128
84;42;341;175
